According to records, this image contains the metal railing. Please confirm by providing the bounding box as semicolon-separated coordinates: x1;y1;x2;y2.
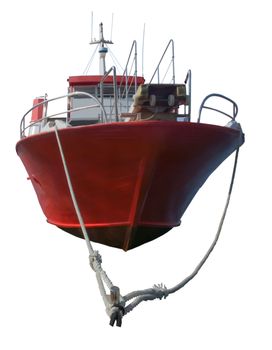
20;92;107;138
149;39;175;84
100;66;119;121
119;40;138;112
184;69;192;121
20;39;195;138
99;41;138;117
197;93;238;123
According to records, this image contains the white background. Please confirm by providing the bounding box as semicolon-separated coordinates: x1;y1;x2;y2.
1;0;271;348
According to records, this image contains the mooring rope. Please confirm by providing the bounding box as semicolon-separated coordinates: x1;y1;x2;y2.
54;124;240;327
54;125;115;316
123;148;240;315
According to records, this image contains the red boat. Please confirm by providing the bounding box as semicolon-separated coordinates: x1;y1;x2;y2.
16;23;244;251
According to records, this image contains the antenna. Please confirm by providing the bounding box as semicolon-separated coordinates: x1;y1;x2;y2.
91;11;94;42
110;13;114;42
142;23;146;77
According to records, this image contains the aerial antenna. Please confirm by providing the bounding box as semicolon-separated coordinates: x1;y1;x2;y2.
89;22;113;75
91;11;94;42
110;13;114;42
142;23;146;77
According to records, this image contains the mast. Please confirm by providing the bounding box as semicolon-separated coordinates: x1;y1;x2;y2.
90;22;113;75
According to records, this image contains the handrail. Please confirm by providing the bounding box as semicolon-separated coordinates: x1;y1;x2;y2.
119;40;138;112
22;104;102;136
20;91;108;138
198;93;238;123
120;40;138;93
149;39;175;84
100;66;119;121
184;69;192;121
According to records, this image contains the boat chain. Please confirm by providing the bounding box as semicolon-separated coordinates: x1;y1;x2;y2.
54;125;240;327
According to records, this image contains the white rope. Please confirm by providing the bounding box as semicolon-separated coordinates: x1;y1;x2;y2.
54;123;241;326
54;125;116;315
122;148;240;316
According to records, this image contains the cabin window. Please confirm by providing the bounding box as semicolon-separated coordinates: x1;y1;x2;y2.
69;85;100;125
69;84;136;124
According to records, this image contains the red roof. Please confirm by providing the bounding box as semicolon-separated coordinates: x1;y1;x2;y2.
68;75;145;86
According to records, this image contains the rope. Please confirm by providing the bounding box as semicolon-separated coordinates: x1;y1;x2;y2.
54;126;116;317
54;123;241;327
122;148;240;315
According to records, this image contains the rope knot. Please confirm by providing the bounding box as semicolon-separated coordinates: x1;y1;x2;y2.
153;283;169;299
89;251;102;271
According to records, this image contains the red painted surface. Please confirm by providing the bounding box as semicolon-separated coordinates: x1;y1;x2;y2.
31;98;45;122
68;75;145;86
16;121;244;250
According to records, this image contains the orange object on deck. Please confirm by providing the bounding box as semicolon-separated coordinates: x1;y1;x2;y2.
31;98;45;122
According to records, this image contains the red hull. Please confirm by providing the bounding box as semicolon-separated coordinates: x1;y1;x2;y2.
16;121;244;250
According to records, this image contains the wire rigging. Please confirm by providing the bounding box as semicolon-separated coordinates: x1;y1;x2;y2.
83;45;99;75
